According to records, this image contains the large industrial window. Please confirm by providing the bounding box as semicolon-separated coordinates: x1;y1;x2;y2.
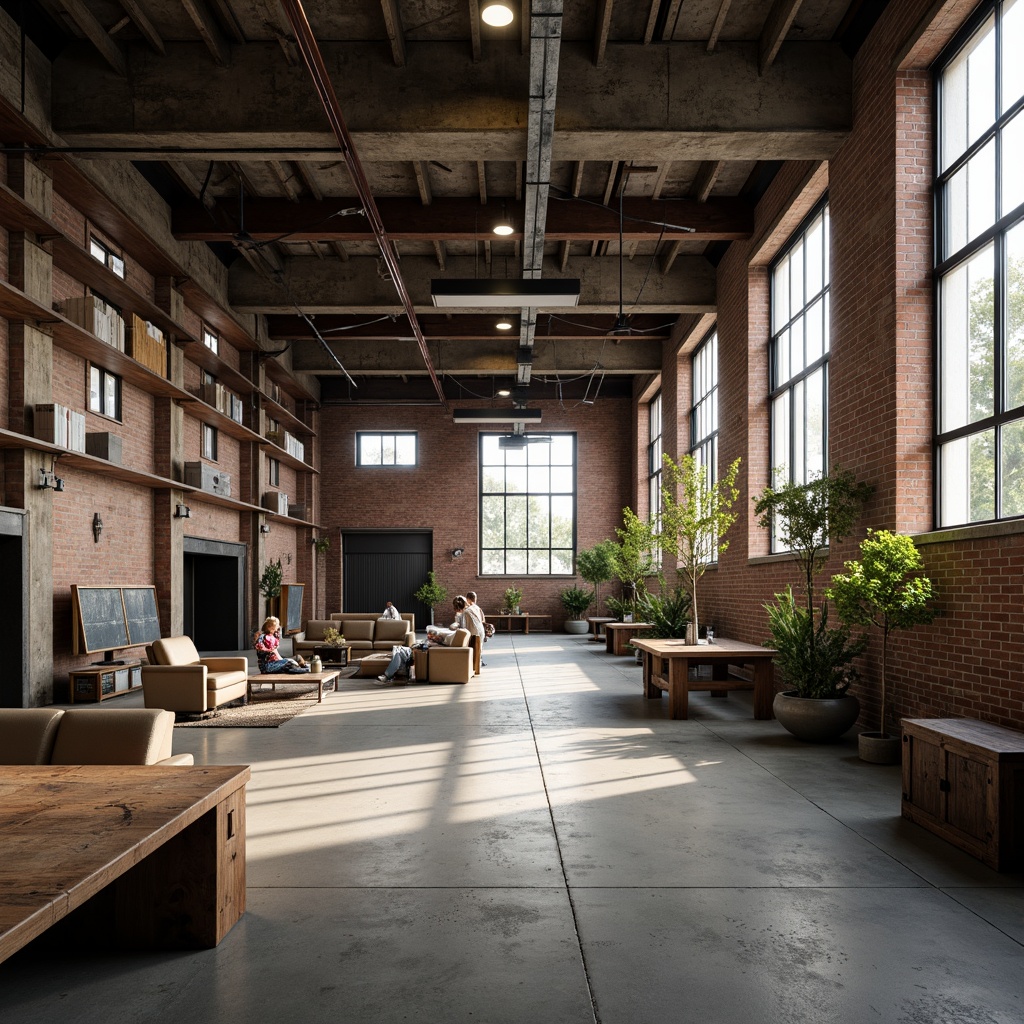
648;391;662;530
769;203;830;549
936;0;1024;526
690;330;718;474
357;432;417;466
480;433;575;575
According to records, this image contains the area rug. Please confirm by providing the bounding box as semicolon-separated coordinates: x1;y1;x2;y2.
174;670;357;728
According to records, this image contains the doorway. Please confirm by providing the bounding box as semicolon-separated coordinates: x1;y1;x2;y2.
183;538;247;651
0;511;26;707
342;531;432;630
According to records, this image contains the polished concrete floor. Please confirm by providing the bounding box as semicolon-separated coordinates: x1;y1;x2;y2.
3;634;1023;1024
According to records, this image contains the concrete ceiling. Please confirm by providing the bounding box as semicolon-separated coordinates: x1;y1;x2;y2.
24;0;889;404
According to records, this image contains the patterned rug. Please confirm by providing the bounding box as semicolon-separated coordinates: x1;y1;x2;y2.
174;669;357;728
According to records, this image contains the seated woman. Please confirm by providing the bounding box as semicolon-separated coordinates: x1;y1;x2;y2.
254;616;310;674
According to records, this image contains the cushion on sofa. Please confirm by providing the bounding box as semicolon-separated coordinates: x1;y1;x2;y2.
0;708;66;764
301;620;334;642
50;709;176;765
375;619;409;641
339;620;374;641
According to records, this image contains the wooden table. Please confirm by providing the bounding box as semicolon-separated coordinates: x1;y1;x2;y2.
0;764;250;963
605;621;653;655
587;616;615;643
488;613;552;634
247;668;340;702
312;644;350;667
630;637;777;720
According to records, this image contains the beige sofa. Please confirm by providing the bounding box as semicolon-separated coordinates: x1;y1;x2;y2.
0;707;194;766
142;636;249;714
413;628;474;684
295;615;415;658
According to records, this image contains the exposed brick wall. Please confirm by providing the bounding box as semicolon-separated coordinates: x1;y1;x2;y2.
699;0;1024;731
319;397;632;620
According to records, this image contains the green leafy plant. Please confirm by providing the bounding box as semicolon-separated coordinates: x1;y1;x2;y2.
560;584;595;620
658;454;741;640
312;536;330;556
322;626;346;647
611;508;659;616
754;468;873;697
765;586;864;698
576;540;618;615
502;586;523;613
259;559;283;599
828;530;937;737
414;571;448;613
604;595;634;621
636;586;692;640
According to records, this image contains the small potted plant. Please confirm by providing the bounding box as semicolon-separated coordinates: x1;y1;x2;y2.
828;529;937;763
502;586;523;615
322;626;346;648
414;571;448;626
560;584;594;634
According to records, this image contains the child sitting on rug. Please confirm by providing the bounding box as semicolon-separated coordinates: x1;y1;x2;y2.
254;616;310;674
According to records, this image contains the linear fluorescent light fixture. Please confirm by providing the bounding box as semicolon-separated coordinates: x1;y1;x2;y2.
453;408;543;424
431;279;580;308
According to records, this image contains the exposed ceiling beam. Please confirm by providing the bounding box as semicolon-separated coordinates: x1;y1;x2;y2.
643;0;659;45
268;160;302;201
292;161;323;201
594;0;613;65
380;0;407;66
179;0;230;66
690;160;723;203
476;161;488;203
117;0;165;54
164;161;217;208
209;0;247;42
659;0;684;41
468;0;482;63
760;0;805;74
413;161;433;205
55;0;127;75
172;195;752;242
707;0;734;52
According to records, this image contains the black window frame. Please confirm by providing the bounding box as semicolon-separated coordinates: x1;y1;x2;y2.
89;235;125;279
356;431;418;467
88;364;122;421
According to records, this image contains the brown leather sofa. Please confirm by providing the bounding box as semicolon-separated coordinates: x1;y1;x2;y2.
142;636;249;714
0;707;194;765
413;628;474;684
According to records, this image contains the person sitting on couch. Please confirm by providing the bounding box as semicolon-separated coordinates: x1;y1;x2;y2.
381;600;401;620
255;616;310;674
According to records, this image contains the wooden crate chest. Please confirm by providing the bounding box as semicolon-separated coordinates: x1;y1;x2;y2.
901;718;1024;872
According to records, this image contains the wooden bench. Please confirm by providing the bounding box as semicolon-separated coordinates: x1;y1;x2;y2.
605;621;653;655
488;613;552;634
0;765;250;962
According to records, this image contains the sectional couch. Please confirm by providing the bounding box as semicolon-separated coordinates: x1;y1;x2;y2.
294;613;416;659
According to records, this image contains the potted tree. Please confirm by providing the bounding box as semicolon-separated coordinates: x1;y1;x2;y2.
753;468;873;742
413;571;448;626
259;558;283;618
610;508;659;621
657;453;741;643
560;584;595;633
828;529;937;763
577;539;618;618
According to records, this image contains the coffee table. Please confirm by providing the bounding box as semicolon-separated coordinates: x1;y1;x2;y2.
247;668;341;703
313;644;350;667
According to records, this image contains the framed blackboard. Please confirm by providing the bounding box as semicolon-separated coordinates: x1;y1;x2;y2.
72;585;162;656
279;583;305;634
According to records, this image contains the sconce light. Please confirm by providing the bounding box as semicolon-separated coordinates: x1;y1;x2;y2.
452;547;465;559
38;468;65;491
173;503;192;519
260;523;271;534
92;513;103;543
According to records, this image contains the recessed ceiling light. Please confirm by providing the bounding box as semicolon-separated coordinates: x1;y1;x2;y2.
496;320;513;330
481;3;514;27
492;222;514;236
496;389;511;397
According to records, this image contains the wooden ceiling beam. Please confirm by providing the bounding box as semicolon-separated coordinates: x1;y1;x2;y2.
760;0;805;74
179;0;230;66
117;0;165;54
54;0;127;75
594;0;613;65
707;0;734;52
380;0;407;66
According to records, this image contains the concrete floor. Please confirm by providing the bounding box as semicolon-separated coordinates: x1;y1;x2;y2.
3;634;1023;1023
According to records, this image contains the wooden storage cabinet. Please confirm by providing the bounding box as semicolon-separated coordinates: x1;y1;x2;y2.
902;718;1024;872
69;660;143;703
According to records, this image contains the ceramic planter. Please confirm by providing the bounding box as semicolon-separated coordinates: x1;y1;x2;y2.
564;619;589;634
858;731;901;764
773;691;861;743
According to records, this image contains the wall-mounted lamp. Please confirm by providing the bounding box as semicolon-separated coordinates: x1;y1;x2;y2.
38;468;65;491
173;503;192;519
92;513;103;543
260;523;271;534
452;547;465;559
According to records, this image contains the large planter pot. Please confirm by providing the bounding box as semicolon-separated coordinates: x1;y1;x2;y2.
564;619;589;635
773;691;861;743
858;731;902;764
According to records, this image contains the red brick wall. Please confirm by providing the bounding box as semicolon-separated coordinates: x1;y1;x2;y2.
699;0;1024;731
319;397;633;620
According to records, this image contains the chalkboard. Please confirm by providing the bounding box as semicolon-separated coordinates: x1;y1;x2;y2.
279;583;305;634
72;585;162;655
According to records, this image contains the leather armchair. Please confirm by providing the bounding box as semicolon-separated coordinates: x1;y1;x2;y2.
142;636;248;714
413;628;473;684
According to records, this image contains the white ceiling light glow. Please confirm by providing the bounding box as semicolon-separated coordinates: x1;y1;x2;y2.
481;3;514;27
492;222;514;236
